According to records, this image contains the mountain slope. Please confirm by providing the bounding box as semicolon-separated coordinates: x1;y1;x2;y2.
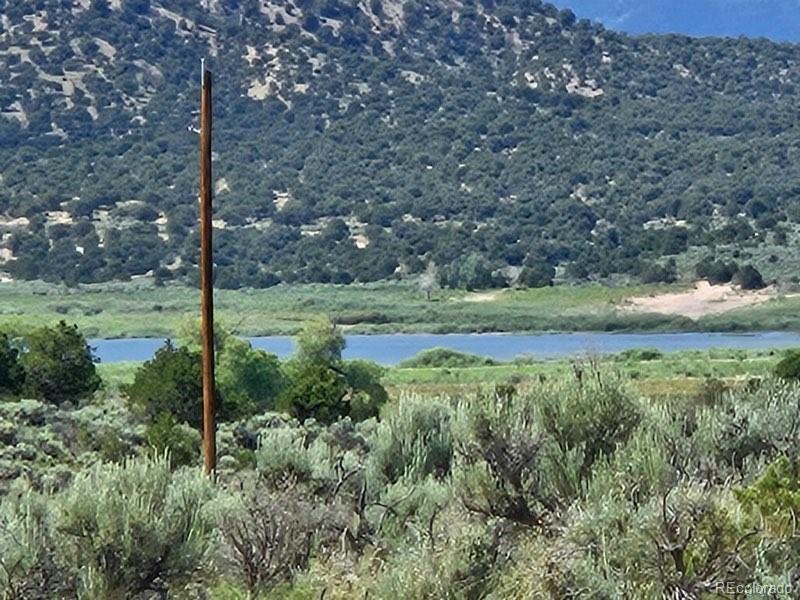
1;0;800;288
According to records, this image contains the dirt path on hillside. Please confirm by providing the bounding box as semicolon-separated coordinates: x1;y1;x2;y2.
622;281;783;319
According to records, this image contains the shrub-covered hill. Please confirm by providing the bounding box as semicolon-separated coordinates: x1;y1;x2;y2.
2;0;800;287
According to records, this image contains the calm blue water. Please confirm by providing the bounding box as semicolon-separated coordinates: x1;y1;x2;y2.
90;331;800;365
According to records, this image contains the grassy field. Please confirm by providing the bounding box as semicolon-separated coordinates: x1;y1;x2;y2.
97;347;787;403
384;348;782;397
384;355;777;386
0;279;734;339
5;279;800;340
701;293;800;331
97;362;140;393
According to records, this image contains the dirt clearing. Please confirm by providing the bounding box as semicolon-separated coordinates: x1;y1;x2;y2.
622;281;781;319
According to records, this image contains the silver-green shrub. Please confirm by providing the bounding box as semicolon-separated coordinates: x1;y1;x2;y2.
255;423;363;494
499;482;761;598
365;394;453;489
452;375;640;527
55;453;217;599
256;426;316;486
215;485;326;597
365;474;453;544
365;512;507;600
0;486;72;600
688;378;800;483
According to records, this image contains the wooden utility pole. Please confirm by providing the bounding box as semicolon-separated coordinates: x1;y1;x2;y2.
199;59;216;477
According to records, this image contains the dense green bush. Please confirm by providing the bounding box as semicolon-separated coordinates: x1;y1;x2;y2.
280;319;387;424
736;456;800;542
517;263;555;288
498;483;762;597
255;426;319;487
342;360;388;421
617;347;663;361
695;258;739;285
438;253;496;290
398;348;497;369
0;333;25;397
293;319;345;367
735;456;800;584
176;317;234;358
367;396;453;488
697;378;800;472
639;259;678;284
125;341;205;428
279;319;349;424
218;338;285;419
128;319;383;428
537;374;641;473
1;455;218;600
586;406;682;503
278;361;350;425
734;264;766;290
20;321;100;404
455;395;578;528
144;412;201;468
175;319;286;420
774;350;800;380
453;374;640;527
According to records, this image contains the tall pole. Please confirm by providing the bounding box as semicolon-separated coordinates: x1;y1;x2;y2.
199;59;216;477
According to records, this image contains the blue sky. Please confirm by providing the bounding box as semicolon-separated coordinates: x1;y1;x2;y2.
549;0;800;42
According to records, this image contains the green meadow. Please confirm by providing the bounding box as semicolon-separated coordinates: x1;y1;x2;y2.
6;279;800;339
98;347;788;404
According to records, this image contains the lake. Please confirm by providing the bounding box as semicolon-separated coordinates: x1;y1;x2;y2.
90;331;800;365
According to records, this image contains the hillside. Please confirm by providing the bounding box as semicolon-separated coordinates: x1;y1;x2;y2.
1;0;800;288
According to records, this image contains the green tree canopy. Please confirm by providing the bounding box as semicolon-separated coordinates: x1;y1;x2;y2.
280;318;386;423
125;341;205;429
734;264;765;290
278;361;349;424
0;334;25;397
774;351;800;381
217;338;286;419
21;321;100;404
518;263;555;288
342;359;388;421
294;318;345;366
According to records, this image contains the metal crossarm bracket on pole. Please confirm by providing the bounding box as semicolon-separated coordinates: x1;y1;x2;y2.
199;58;216;478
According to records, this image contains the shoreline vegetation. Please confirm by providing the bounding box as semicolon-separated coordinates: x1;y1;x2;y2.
4;279;800;340
98;346;792;401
